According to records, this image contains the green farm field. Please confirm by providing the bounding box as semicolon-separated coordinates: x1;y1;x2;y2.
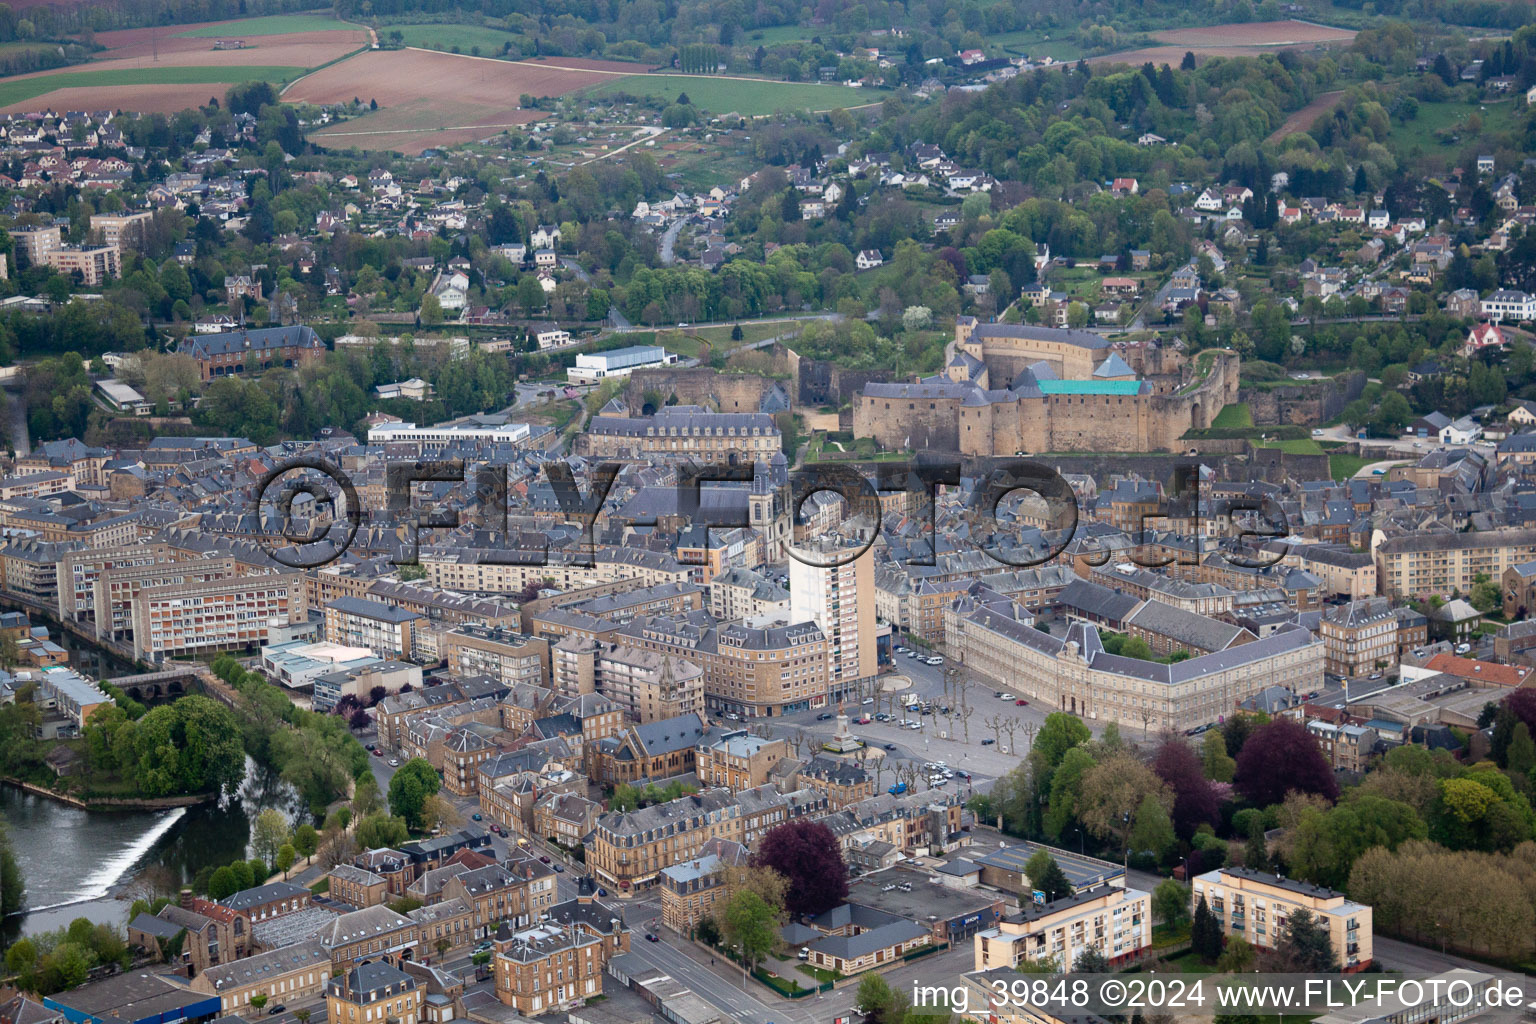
0;65;303;108
174;15;361;37
742;25;821;44
1386;98;1521;156
588;74;873;115
389;23;527;55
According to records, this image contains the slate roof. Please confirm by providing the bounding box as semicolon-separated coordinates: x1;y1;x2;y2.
177;324;323;360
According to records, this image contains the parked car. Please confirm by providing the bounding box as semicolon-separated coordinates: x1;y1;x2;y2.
471;813;482;821
816;712;834;721
999;693;1015;700
539;855;551;863
553;864;565;872
388;759;400;767
646;933;659;942
597;888;608;897
267;1007;286;1017
1015;698;1029;706
884;743;897;750
861;697;874;705
981;738;996;745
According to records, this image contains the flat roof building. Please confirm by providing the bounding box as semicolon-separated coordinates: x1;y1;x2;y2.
1192;865;1373;971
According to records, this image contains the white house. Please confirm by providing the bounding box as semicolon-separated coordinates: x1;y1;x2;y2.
1193;189;1224;212
536;328;572;350
496;242;527;264
429;270;469;312
1482;289;1536;323
1367;209;1390;229
195;314;238;334
856;249;884;270
531;224;560;248
1440;416;1482;445
534;248;558;268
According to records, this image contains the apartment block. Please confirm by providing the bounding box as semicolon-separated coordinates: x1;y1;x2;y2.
96;557;240;643
56;543;173;627
90;211;153;248
612;645;704;722
11;224;61;266
417;546;690;597
443;625;550;686
1374;528;1536;598
45;245;121;285
325;595;423;660
1318;598;1398;678
791;538;877;698
129;570;308;660
620;614;830;719
708;566;790;620
974;884;1150;971
1192;866;1372;971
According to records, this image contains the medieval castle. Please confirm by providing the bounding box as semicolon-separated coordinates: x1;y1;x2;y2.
852;318;1240;455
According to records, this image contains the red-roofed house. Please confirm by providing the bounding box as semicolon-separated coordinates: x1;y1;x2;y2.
1463;321;1509;357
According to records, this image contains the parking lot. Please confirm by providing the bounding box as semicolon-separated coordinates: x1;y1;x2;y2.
755;639;1119;794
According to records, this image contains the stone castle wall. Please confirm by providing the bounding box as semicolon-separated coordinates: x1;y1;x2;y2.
623;368;779;413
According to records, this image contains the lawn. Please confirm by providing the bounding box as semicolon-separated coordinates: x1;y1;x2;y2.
650;328;706;359
1329;453;1377;479
588;75;873;115
388;22;526;55
1151;920;1191;949
743;24;821;44
175;14;358;36
1386;98;1521;157
688;320;794;346
1255;438;1325;454
987;28;1082;60
0;65;304;107
1211;402;1254;429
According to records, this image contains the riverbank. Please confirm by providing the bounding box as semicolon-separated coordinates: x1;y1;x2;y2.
1;778;217;812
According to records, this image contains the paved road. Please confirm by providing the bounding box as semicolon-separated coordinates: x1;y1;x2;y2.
658;219;685;266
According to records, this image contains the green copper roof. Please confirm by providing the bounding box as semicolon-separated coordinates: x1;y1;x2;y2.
1037;380;1143;395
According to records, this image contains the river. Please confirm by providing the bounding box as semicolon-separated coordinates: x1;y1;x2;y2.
0;758;309;945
